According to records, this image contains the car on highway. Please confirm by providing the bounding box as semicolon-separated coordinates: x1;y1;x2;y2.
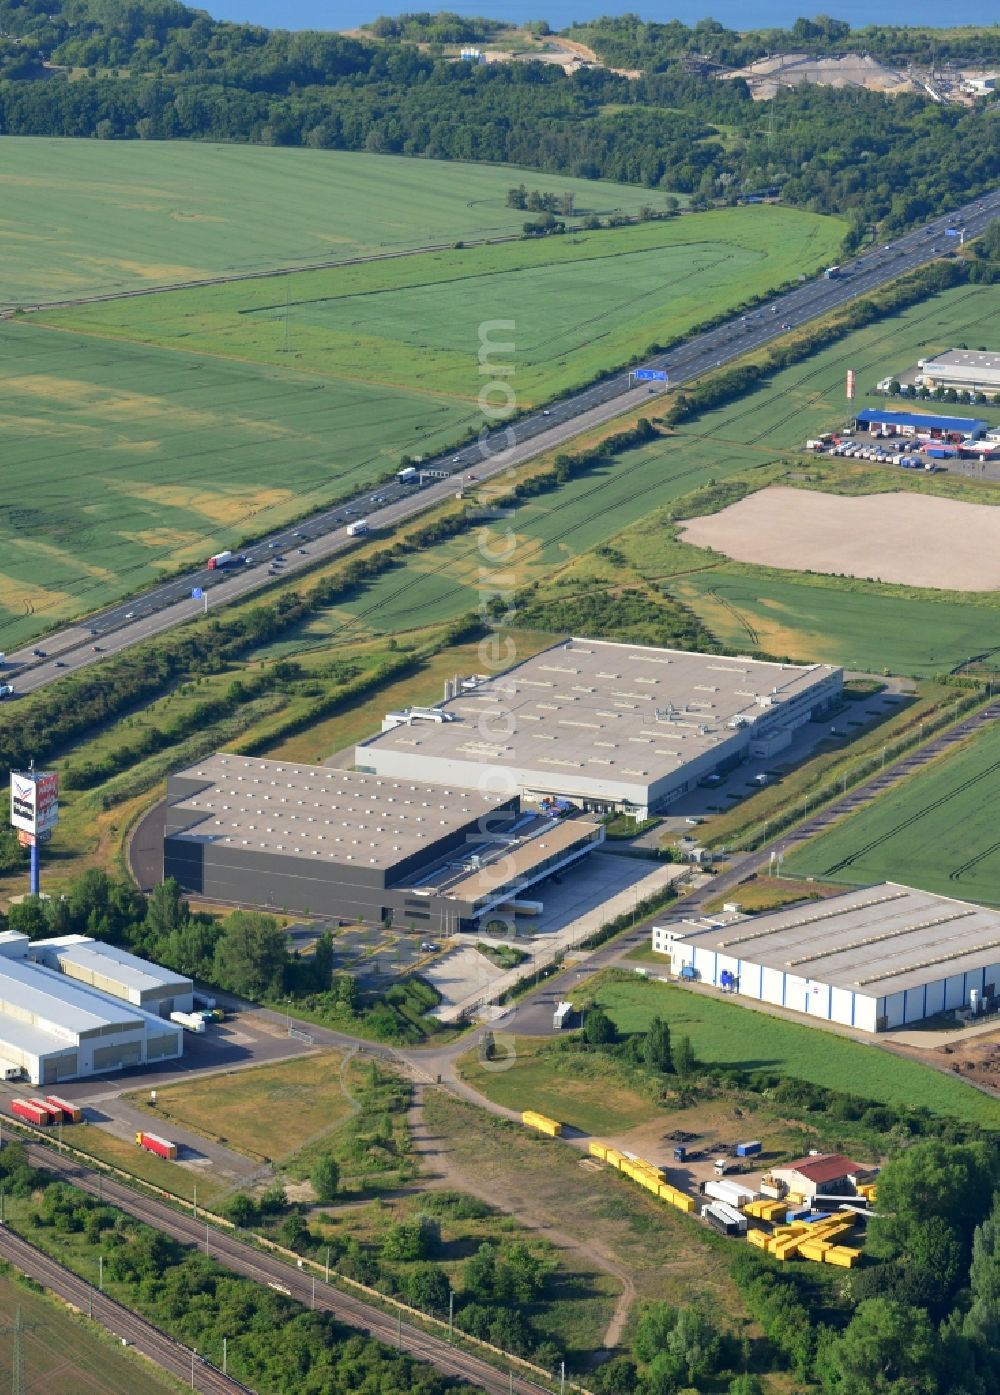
91;644;102;652
125;611;135;619
32;648;45;657
54;660;67;668
452;456;460;463
298;548;307;555
542;409;551;416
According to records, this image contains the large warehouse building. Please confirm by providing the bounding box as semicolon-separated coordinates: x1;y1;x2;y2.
0;932;183;1085
29;936;194;1018
163;754;604;931
356;638;842;820
917;349;1000;396
652;882;1000;1032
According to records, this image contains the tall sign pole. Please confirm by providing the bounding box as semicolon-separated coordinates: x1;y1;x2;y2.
10;768;60;898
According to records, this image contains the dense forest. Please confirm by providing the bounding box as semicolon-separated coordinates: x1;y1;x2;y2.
573;14;1000;69
0;0;997;230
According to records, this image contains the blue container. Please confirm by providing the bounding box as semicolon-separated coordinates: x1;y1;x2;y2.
785;1208;811;1224
736;1141;762;1157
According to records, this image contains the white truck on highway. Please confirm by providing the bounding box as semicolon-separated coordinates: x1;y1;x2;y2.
347;519;369;537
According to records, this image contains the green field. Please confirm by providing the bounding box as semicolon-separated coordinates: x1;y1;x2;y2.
0;320;471;648
0;138;683;305
38;207;843;402
675;572;1000;675
458;1037;659;1134
582;976;999;1127
2;200;843;648
0;1272;182;1394
126;1051;358;1165
786;718;1000;904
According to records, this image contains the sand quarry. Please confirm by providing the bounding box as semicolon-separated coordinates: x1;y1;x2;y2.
679;487;1000;591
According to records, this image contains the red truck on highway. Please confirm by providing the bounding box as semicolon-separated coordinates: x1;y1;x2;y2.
135;1130;178;1160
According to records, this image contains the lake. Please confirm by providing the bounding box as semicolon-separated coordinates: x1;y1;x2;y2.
211;0;998;33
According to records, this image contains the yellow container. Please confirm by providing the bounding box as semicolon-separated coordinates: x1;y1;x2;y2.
797;1241;831;1262
589;1141;608;1161
824;1246;860;1268
605;1149;625;1169
522;1111;562;1137
747;1228;771;1249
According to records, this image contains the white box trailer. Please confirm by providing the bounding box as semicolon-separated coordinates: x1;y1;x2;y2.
347;520;369;537
704;1178;759;1208
710;1200;748;1233
170;1010;206;1034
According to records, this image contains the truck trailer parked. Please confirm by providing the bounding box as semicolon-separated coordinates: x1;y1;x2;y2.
10;1099;53;1126
170;1010;206;1033
44;1095;83;1123
135;1130;177;1160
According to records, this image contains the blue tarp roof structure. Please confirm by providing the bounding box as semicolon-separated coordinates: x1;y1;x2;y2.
856;409;988;437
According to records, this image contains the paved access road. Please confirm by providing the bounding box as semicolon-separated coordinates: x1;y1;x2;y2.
4;187;998;697
24;1144;549;1395
0;1225;250;1395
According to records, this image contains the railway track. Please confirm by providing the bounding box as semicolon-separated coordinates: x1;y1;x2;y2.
0;1225;249;1395
23;1144;549;1395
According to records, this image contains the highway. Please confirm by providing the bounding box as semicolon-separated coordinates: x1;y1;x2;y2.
20;1143;550;1395
3;186;998;698
0;1225;250;1395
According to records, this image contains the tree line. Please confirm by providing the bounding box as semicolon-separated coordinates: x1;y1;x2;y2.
0;0;996;230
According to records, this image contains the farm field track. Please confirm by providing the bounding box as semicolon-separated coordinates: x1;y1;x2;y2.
579;977;1000;1126
0;1263;185;1395
36;206;843;401
0;137;682;305
786;717;1000;906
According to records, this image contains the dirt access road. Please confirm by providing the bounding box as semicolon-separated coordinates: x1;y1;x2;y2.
408;1081;636;1352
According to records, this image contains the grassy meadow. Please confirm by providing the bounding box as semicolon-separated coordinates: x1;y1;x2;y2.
0;138;682;305
579;975;999;1126
38;206;844;402
125;1052;359;1165
786;718;1000;904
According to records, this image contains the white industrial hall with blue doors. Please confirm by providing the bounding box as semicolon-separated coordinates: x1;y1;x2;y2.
652;882;1000;1032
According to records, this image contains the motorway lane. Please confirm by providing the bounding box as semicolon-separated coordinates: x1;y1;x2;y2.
0;1226;249;1395
4;186;998;696
27;1145;550;1395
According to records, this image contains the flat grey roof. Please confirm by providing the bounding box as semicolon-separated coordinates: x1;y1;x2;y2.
923;349;1000;373
361;638;840;788
672;882;1000;998
35;939;192;995
0;1014;80;1061
168;754;512;869
0;958;144;1039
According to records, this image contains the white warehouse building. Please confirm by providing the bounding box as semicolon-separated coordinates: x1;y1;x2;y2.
0;932;183;1085
357;638;842;820
652;882;1000;1033
29;936;194;1018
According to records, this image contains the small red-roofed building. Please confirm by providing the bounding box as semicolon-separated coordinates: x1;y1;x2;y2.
771;1153;874;1199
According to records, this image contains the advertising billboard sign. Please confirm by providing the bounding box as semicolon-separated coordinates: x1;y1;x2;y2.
10;771;59;837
